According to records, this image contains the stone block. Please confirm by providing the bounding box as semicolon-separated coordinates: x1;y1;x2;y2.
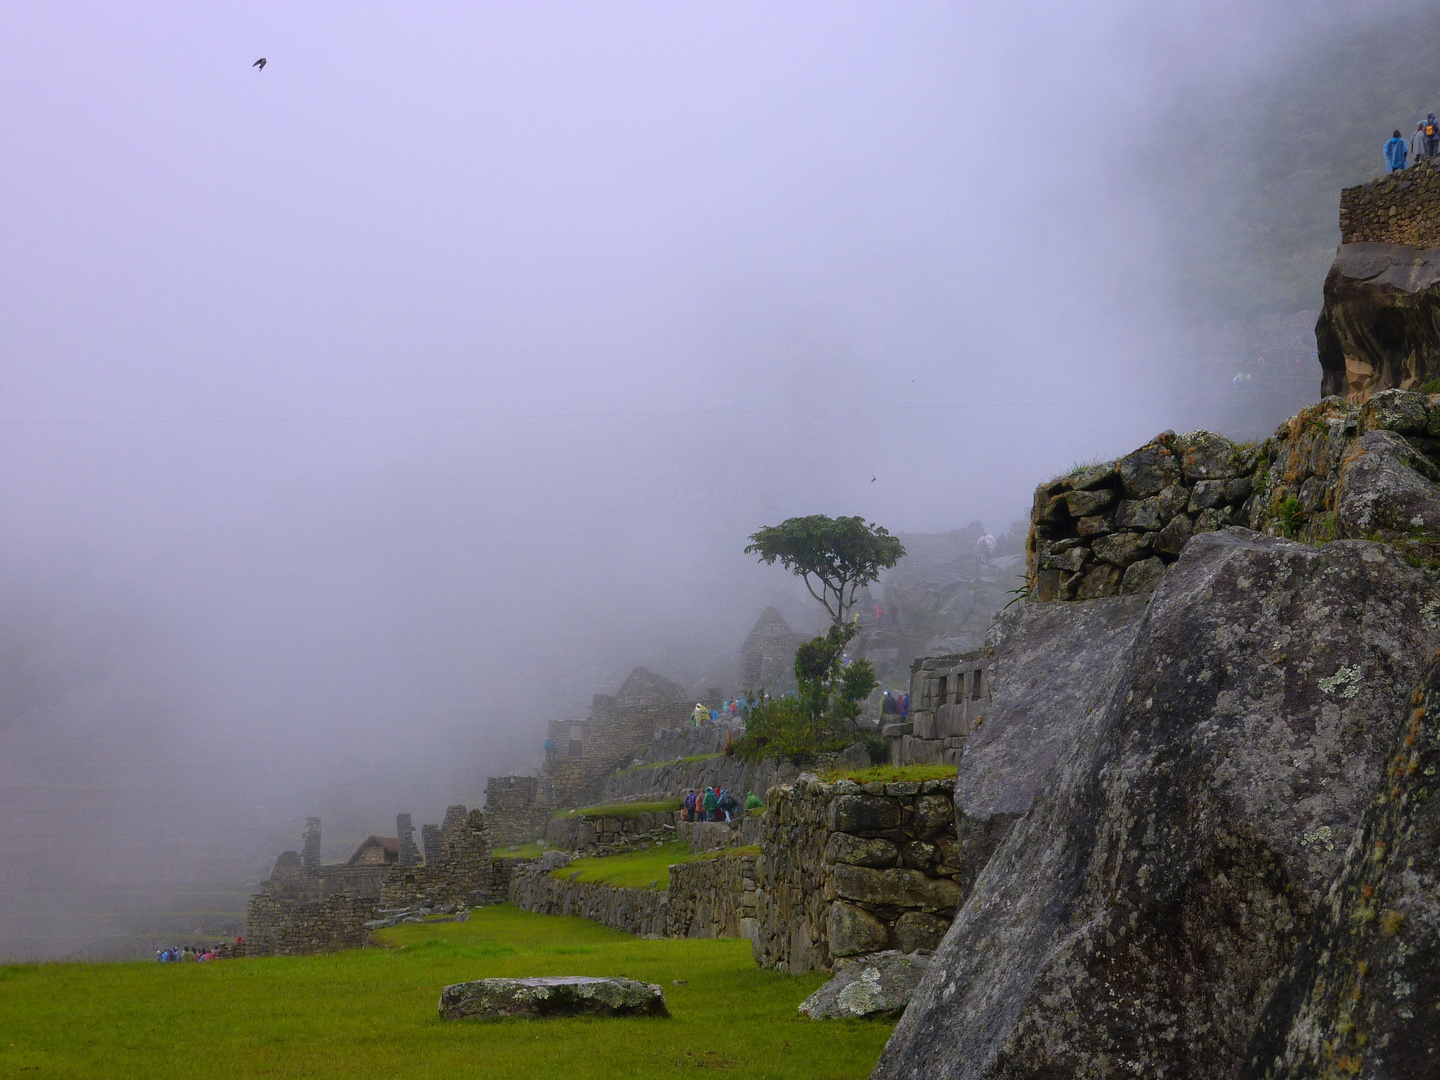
1075;563;1123;600
1114;497;1162;530
1066;463;1117;491
883;781;921;796
1176;430;1240;480
1361;387;1429;434
1090;531;1153;567
1040;543;1089;573
1223;475;1254;505
798;951;932;1020
1187;479;1226;512
824;832;899;868
1121;556;1166;595
827;795;902;833
1192;508;1228;534
1116;444;1180;497
1155;483;1190;522
892;911;950;953
439;976;669;1021
1065;488;1117;517
901;841;936;870
827;901;890;957
911;796;952;835
1076;515;1116;537
1155;513;1193;557
831;865;962;911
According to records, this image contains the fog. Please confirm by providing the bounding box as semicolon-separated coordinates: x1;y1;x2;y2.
0;1;1415;956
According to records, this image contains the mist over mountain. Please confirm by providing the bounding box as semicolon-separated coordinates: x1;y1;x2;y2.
1;1;1434;958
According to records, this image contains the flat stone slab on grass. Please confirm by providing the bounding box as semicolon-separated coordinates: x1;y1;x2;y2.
799;951;932;1020
439;976;669;1021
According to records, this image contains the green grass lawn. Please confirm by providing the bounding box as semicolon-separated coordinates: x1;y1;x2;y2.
0;905;890;1079
555;840;743;889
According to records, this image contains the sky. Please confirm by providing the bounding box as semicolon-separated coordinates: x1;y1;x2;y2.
0;1;1400;955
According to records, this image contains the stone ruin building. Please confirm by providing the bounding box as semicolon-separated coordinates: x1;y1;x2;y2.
542;666;690;807
883;651;993;767
483;666;695;844
484;775;555;848
244;807;499;956
737;606;807;694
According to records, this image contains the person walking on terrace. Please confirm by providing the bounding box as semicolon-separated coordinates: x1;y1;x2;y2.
1411;122;1428;165
745;791;764;812
684;789;698;822
691;703;706;728
703;786;719;821
1427;113;1440;159
1385;129;1408;172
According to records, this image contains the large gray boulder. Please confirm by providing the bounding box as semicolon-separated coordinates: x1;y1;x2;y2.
800;951;933;1020
439;976;668;1021
874;529;1440;1080
953;592;1149;889
1243;658;1440;1079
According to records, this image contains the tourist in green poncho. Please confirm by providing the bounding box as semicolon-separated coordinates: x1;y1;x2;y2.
702;787;719;821
744;791;764;811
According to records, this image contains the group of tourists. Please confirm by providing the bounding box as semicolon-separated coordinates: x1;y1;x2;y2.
683;787;761;821
1384;113;1440;171
691;698;752;726
156;945;219;962
881;689;910;718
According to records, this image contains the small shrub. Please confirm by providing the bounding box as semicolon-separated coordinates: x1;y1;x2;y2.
1277;496;1303;539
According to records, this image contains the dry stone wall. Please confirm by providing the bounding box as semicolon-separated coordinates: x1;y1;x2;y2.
1028;389;1440;602
1339;156;1440;246
244;894;375;957
753;776;960;974
507;853;759;940
544;808;681;852
667;854;758;939
507;864;671;937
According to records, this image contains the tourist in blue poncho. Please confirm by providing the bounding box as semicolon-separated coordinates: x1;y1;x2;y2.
1385;129;1408;172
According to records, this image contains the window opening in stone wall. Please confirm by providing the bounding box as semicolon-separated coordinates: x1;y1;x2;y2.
936;675;948;706
972;669;984;700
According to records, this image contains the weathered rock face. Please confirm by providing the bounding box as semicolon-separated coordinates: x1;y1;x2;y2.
873;529;1440;1080
799;951;933;1020
1243;659;1440;1079
954;592;1148;889
439;976;668;1021
1315;243;1440;401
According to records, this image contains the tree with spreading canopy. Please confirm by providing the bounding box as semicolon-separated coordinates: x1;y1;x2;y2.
744;515;905;627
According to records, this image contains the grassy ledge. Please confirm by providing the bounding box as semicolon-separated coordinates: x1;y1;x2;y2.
0;904;892;1079
553;841;760;890
492;841;546;859
819;763;956;785
552;800;682;822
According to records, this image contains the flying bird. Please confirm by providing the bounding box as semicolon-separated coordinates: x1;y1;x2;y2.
253;58;267;71
870;475;876;482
